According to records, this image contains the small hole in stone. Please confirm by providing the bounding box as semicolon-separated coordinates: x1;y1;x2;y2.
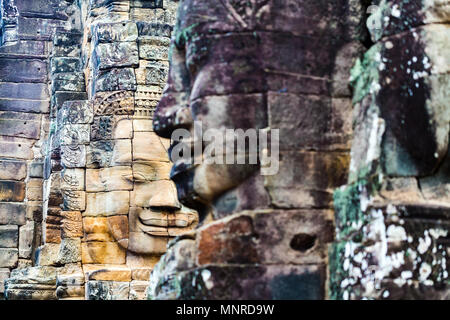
290;233;316;252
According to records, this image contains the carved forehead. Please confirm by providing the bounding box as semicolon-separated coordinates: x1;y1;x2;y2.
174;0;354;46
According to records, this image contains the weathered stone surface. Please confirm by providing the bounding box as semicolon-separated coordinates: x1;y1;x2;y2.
138;37;170;60
0;248;18;268
0;203;26;225
132;131;169;162
94;68;137;93
264;151;349;209
57;238;81;265
35;244;60;266
60;169;85;191
0;160;26;181
5;266;57;300
83;217;114;242
94;42;139;70
58;100;93;124
0;138;34;159
132;119;153;132
51;57;80;74
61;211;83;238
84;191;130;217
0;268;10;294
0;57;47;82
132;161;170;182
26;201;43;222
0;181;25;202
18;221;34;258
61;145;86;168
86;139;132;168
130;180;176;208
86;280;130;300
83;264;131;282
60;124;90;145
0;111;41;139
156;264;325;300
26;178;43;201
94;22;138;43
86;166;133;192
129;280;148;300
0;225;18;248
62;190;86;211
135;60;168;85
81;242;126;264
29;161;44;178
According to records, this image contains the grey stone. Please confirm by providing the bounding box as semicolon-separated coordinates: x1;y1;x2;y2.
0;225;18;248
29;162;44;178
0;248;18;268
86;281;130;300
0;160;27;181
0;202;26;225
0;57;47;83
19;221;35;259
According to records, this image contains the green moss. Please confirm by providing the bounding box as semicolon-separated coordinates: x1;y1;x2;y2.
174;23;200;48
350;43;382;104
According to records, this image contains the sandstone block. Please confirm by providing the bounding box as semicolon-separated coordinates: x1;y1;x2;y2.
0;202;26;225
0;248;18;268
86;166;133;192
0;181;25;202
132;119;153;132
113;119;133;139
94;22;138;42
60;169;85;191
26;178;43;201
94;42;139;70
86;280;130;300
60;124;90;145
0;160;26;181
36;244;60;266
132;161;170;182
94;68;136;93
29;162;44;178
19;221;34;258
0;225;18;248
138;37;170;60
61;211;83;238
0;268;10;293
0;139;34;159
130;180;176;207
83;217;114;242
58;100;93;124
26;201;43;222
61;145;86;168
197;210;334;266
132;131;169;162
129;280;148;300
81;242;126;264
83;264;131;282
84;191;130;217
57;238;82;264
0;111;41;139
62;190;86;211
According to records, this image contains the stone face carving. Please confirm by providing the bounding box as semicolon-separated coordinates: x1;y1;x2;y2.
150;0;364;299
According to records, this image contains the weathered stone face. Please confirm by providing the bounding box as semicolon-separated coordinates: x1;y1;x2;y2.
153;0;361;217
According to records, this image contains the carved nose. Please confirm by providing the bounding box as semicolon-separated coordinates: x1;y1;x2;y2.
148;181;181;210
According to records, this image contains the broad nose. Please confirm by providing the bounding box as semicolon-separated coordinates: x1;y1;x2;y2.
153;92;193;139
148;180;181;211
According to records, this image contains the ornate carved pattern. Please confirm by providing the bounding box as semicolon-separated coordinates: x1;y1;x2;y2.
93;91;135;116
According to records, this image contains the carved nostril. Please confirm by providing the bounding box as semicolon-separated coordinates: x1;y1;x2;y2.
290;233;317;252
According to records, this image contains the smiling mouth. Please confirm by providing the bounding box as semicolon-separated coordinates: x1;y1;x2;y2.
138;210;196;229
